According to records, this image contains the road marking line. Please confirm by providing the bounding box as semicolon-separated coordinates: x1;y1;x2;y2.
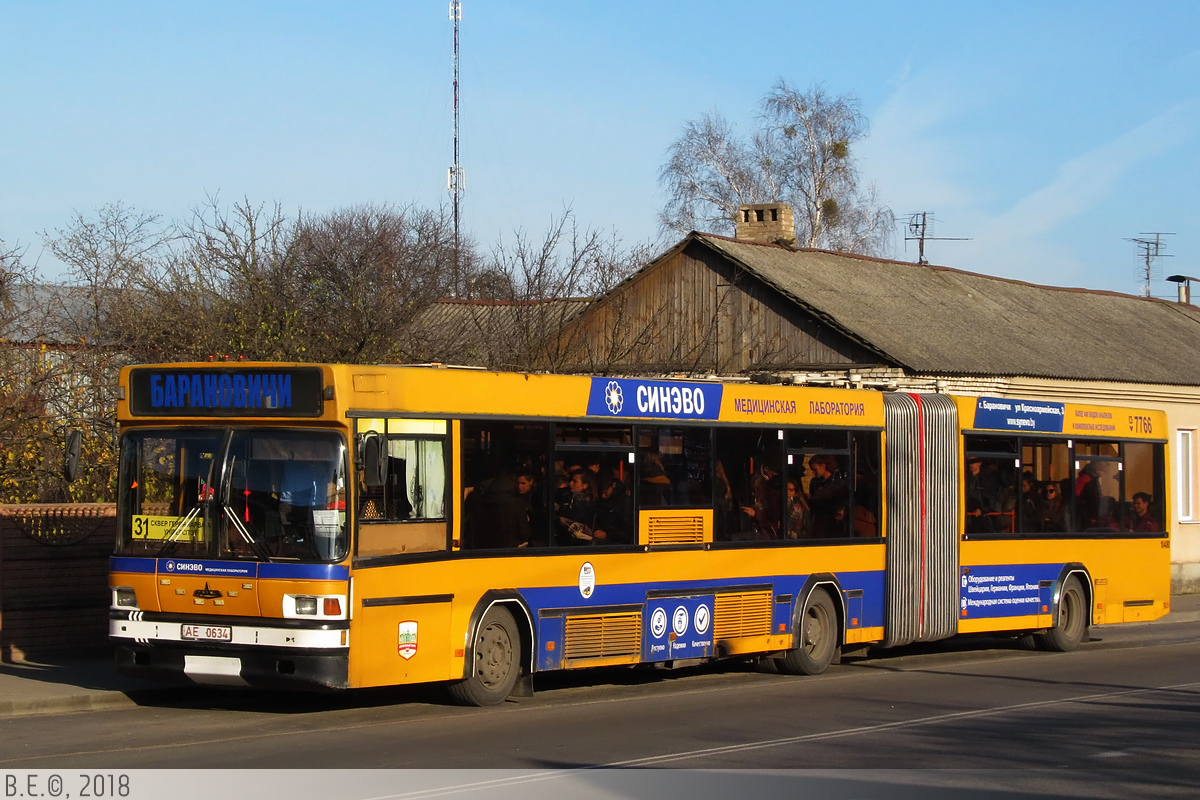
602;681;1200;767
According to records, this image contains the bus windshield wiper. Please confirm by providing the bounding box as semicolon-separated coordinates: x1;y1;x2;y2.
155;503;205;557
224;506;272;561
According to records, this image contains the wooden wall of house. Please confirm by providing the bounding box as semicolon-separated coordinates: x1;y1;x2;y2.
560;240;883;375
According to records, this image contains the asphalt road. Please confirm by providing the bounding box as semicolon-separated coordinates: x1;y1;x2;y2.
1;620;1197;799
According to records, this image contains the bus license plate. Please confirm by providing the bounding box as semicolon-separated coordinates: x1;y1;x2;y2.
182;624;232;642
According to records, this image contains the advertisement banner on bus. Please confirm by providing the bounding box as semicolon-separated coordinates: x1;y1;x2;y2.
959;564;1057;619
972;397;1066;433
587;377;723;420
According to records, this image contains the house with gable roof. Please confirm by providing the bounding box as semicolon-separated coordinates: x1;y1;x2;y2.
552;203;1200;593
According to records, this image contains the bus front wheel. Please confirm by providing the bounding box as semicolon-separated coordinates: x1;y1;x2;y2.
448;606;521;706
777;590;839;676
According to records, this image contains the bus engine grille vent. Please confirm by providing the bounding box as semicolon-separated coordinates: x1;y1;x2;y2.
713;591;774;639
564;612;643;660
646;514;705;545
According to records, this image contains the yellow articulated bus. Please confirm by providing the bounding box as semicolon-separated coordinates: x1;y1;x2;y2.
108;363;1170;705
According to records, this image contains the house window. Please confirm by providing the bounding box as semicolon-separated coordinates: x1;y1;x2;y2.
1178;429;1194;521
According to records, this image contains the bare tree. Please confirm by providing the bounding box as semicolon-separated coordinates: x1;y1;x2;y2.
436;211;652;373
37;203;177;501
659;81;893;256
293;203;466;363
173;196;307;360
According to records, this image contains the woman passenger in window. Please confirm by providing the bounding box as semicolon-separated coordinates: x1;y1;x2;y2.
1041;479;1071;532
785;479;811;538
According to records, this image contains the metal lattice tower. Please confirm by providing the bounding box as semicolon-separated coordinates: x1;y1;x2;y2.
448;0;465;295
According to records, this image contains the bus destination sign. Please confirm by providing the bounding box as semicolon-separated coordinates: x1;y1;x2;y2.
129;367;325;417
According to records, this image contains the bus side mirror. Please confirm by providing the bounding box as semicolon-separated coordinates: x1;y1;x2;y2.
361;433;386;488
63;429;83;483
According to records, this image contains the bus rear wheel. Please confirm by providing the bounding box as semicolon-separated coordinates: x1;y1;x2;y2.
1040;576;1088;652
448;606;520;706
777;590;839;676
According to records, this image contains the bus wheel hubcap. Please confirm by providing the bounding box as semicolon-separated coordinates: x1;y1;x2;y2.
477;623;512;686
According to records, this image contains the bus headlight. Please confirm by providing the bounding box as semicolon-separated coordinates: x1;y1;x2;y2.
113;586;138;608
284;594;346;619
294;596;318;615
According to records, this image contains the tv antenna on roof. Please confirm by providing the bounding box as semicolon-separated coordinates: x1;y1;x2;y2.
1126;232;1173;297
903;212;969;265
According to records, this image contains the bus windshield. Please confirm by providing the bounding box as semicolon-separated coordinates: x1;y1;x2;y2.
116;427;348;562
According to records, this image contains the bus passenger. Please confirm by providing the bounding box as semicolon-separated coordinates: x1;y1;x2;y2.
473;470;529;549
1075;461;1106;529
557;468;598;544
1128;492;1160;532
965;457;1002;534
836;502;878;537
640;450;672;506
785;479;811;538
713;460;739;541
593;471;633;545
808;454;848;538
1041;479;1072;532
742;452;782;540
1020;473;1044;533
1095;495;1121;531
516;468;548;545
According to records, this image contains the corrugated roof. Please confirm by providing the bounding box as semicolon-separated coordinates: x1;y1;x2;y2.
695;233;1200;384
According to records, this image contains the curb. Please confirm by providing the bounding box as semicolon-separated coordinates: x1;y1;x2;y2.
0;693;140;718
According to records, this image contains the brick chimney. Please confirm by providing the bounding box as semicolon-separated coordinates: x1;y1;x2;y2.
735;203;795;246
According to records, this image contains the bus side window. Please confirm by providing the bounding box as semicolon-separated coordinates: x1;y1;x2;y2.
357;431;449;558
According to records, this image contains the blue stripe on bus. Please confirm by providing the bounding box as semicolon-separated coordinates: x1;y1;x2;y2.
158;558;258;578
258;562;350;581
519;569;888;630
109;557;349;582
110;556;156;574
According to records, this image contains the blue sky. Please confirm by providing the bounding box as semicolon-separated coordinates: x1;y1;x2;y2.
2;1;1198;297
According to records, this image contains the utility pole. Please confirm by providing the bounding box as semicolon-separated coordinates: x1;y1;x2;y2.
448;0;465;296
1126;232;1173;297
